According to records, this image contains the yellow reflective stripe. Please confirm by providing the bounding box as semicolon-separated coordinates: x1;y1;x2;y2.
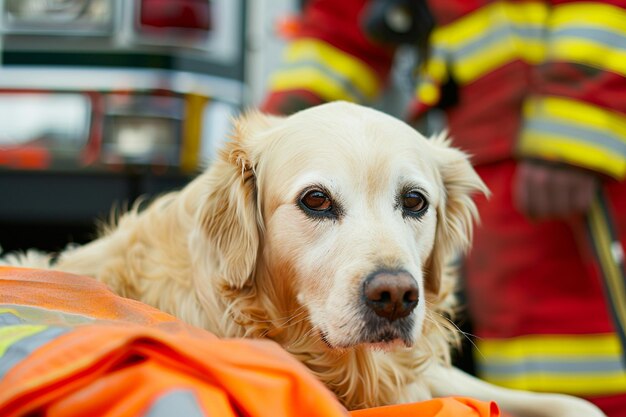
519;132;626;179
414;44;448;105
0;324;49;357
549;39;626;77
270;39;380;102
438;2;546;47
476;334;626;395
519;97;626;179
482;373;626;396
478;334;623;359
415;80;440;106
551;3;626;37
270;67;361;103
527;97;626;138
422;46;448;84
453;40;519;84
548;3;626;76
0;304;93;326
0;307;21;317
432;2;547;84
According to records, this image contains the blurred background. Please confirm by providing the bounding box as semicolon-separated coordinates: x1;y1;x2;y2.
0;0;310;252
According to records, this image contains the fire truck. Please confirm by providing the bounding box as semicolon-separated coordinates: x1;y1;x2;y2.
0;0;295;251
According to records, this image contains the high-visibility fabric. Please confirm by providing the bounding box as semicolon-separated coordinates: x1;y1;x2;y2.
416;1;548;89
519;96;626;179
263;0;626;174
415;0;626;170
263;0;393;115
268;39;382;103
516;1;626;179
0;267;499;417
546;2;626;77
475;334;626;395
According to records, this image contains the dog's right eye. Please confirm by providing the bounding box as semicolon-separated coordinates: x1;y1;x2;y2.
300;190;332;212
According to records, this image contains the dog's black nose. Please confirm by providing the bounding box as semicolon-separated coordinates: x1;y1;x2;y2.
363;270;418;321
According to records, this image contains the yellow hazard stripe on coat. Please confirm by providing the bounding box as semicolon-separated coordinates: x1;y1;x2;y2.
548;3;626;77
476;334;626;395
269;38;381;103
416;1;547;105
430;2;547;85
518;96;626;179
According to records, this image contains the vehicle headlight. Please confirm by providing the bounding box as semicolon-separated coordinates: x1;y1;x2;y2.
101;94;184;166
0;92;91;149
104;116;180;163
4;0;113;32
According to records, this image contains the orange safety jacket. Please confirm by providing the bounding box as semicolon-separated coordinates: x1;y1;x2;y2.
0;267;499;417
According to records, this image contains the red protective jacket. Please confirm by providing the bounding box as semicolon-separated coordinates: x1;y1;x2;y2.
263;0;626;178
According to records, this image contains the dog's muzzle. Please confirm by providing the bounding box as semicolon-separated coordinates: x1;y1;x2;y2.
357;269;419;346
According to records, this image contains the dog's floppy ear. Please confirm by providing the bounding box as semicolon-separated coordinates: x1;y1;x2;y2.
424;133;489;299
192;111;282;290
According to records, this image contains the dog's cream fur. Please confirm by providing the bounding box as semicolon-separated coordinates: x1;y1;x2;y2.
6;102;605;416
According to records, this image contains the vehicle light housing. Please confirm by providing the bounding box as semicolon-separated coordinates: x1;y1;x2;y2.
3;0;113;34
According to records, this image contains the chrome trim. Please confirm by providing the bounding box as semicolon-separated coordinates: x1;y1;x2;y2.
0;67;244;105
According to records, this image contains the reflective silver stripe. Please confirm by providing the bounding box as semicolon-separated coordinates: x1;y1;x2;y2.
144;389;205;417
0;304;94;326
430;46;448;61
525;119;626;156
0;313;23;325
551;27;626;51
451;25;544;61
0;326;69;379
480;357;625;376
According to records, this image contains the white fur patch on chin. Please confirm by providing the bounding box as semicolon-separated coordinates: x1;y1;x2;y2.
362;339;408;352
321;332;412;352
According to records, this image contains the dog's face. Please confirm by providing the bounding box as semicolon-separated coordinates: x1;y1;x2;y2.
198;102;486;350
258;106;444;349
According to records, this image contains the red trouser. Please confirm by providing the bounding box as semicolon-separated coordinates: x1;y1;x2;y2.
465;160;626;417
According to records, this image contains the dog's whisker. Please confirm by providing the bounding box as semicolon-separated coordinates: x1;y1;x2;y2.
425;310;485;360
254;307;313;339
244;305;309;326
274;309;310;328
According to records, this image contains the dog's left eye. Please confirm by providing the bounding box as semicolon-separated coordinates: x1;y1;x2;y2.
402;190;428;215
300;190;333;212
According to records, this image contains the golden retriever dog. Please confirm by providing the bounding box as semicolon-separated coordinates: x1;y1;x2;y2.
6;102;604;416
